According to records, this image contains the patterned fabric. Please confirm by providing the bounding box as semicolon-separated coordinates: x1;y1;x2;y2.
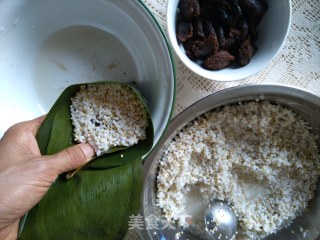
128;0;320;239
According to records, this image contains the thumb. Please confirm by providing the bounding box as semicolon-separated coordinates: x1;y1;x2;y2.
50;143;95;174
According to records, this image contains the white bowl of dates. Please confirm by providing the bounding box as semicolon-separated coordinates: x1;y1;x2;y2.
0;0;176;147
167;0;291;81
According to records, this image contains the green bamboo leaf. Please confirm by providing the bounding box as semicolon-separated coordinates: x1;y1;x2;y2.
19;81;154;239
116;159;143;239
36;84;80;155
20;158;142;239
46;108;73;155
36;81;154;164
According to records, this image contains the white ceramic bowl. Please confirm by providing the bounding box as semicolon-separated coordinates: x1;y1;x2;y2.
0;0;175;147
167;0;291;81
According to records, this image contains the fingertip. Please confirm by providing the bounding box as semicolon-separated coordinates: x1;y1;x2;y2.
51;143;96;174
34;114;47;124
79;143;95;161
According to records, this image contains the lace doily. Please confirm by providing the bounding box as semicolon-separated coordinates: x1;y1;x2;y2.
128;0;320;239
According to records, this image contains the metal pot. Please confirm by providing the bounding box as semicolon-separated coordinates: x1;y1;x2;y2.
142;84;320;240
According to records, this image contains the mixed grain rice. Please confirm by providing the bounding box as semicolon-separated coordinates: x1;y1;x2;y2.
157;101;320;239
70;84;148;156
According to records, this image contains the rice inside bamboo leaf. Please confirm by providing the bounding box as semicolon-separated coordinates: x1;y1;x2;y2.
19;81;154;239
70;84;149;156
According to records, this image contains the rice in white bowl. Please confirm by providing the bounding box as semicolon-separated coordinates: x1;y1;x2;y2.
157;101;320;239
70;84;148;156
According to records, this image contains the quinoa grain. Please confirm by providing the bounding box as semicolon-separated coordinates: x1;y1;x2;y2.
157;101;320;239
70;84;148;156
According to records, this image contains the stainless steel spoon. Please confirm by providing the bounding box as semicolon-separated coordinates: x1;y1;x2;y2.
205;200;238;240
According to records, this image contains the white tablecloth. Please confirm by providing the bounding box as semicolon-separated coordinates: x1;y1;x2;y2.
128;0;320;239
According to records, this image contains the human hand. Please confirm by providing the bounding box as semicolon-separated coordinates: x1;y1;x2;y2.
0;116;95;240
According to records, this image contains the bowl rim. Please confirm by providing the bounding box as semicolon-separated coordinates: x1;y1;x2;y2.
166;0;292;82
138;0;177;151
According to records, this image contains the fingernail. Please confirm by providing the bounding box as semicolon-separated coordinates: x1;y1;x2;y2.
81;143;95;160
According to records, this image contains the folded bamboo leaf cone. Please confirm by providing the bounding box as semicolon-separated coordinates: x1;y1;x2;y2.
19;82;154;240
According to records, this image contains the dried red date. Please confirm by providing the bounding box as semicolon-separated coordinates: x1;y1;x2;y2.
183;38;194;50
218;8;238;27
228;0;242;16
238;37;257;66
176;0;267;70
192;35;219;59
176;21;193;42
237;19;249;40
185;49;196;60
193;18;205;38
229;27;241;39
203;21;217;38
183;39;196;60
220;38;237;53
216;25;226;46
239;0;268;26
204;51;235;70
179;0;201;20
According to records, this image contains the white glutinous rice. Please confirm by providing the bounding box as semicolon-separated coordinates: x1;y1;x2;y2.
157;101;320;239
70;84;148;156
